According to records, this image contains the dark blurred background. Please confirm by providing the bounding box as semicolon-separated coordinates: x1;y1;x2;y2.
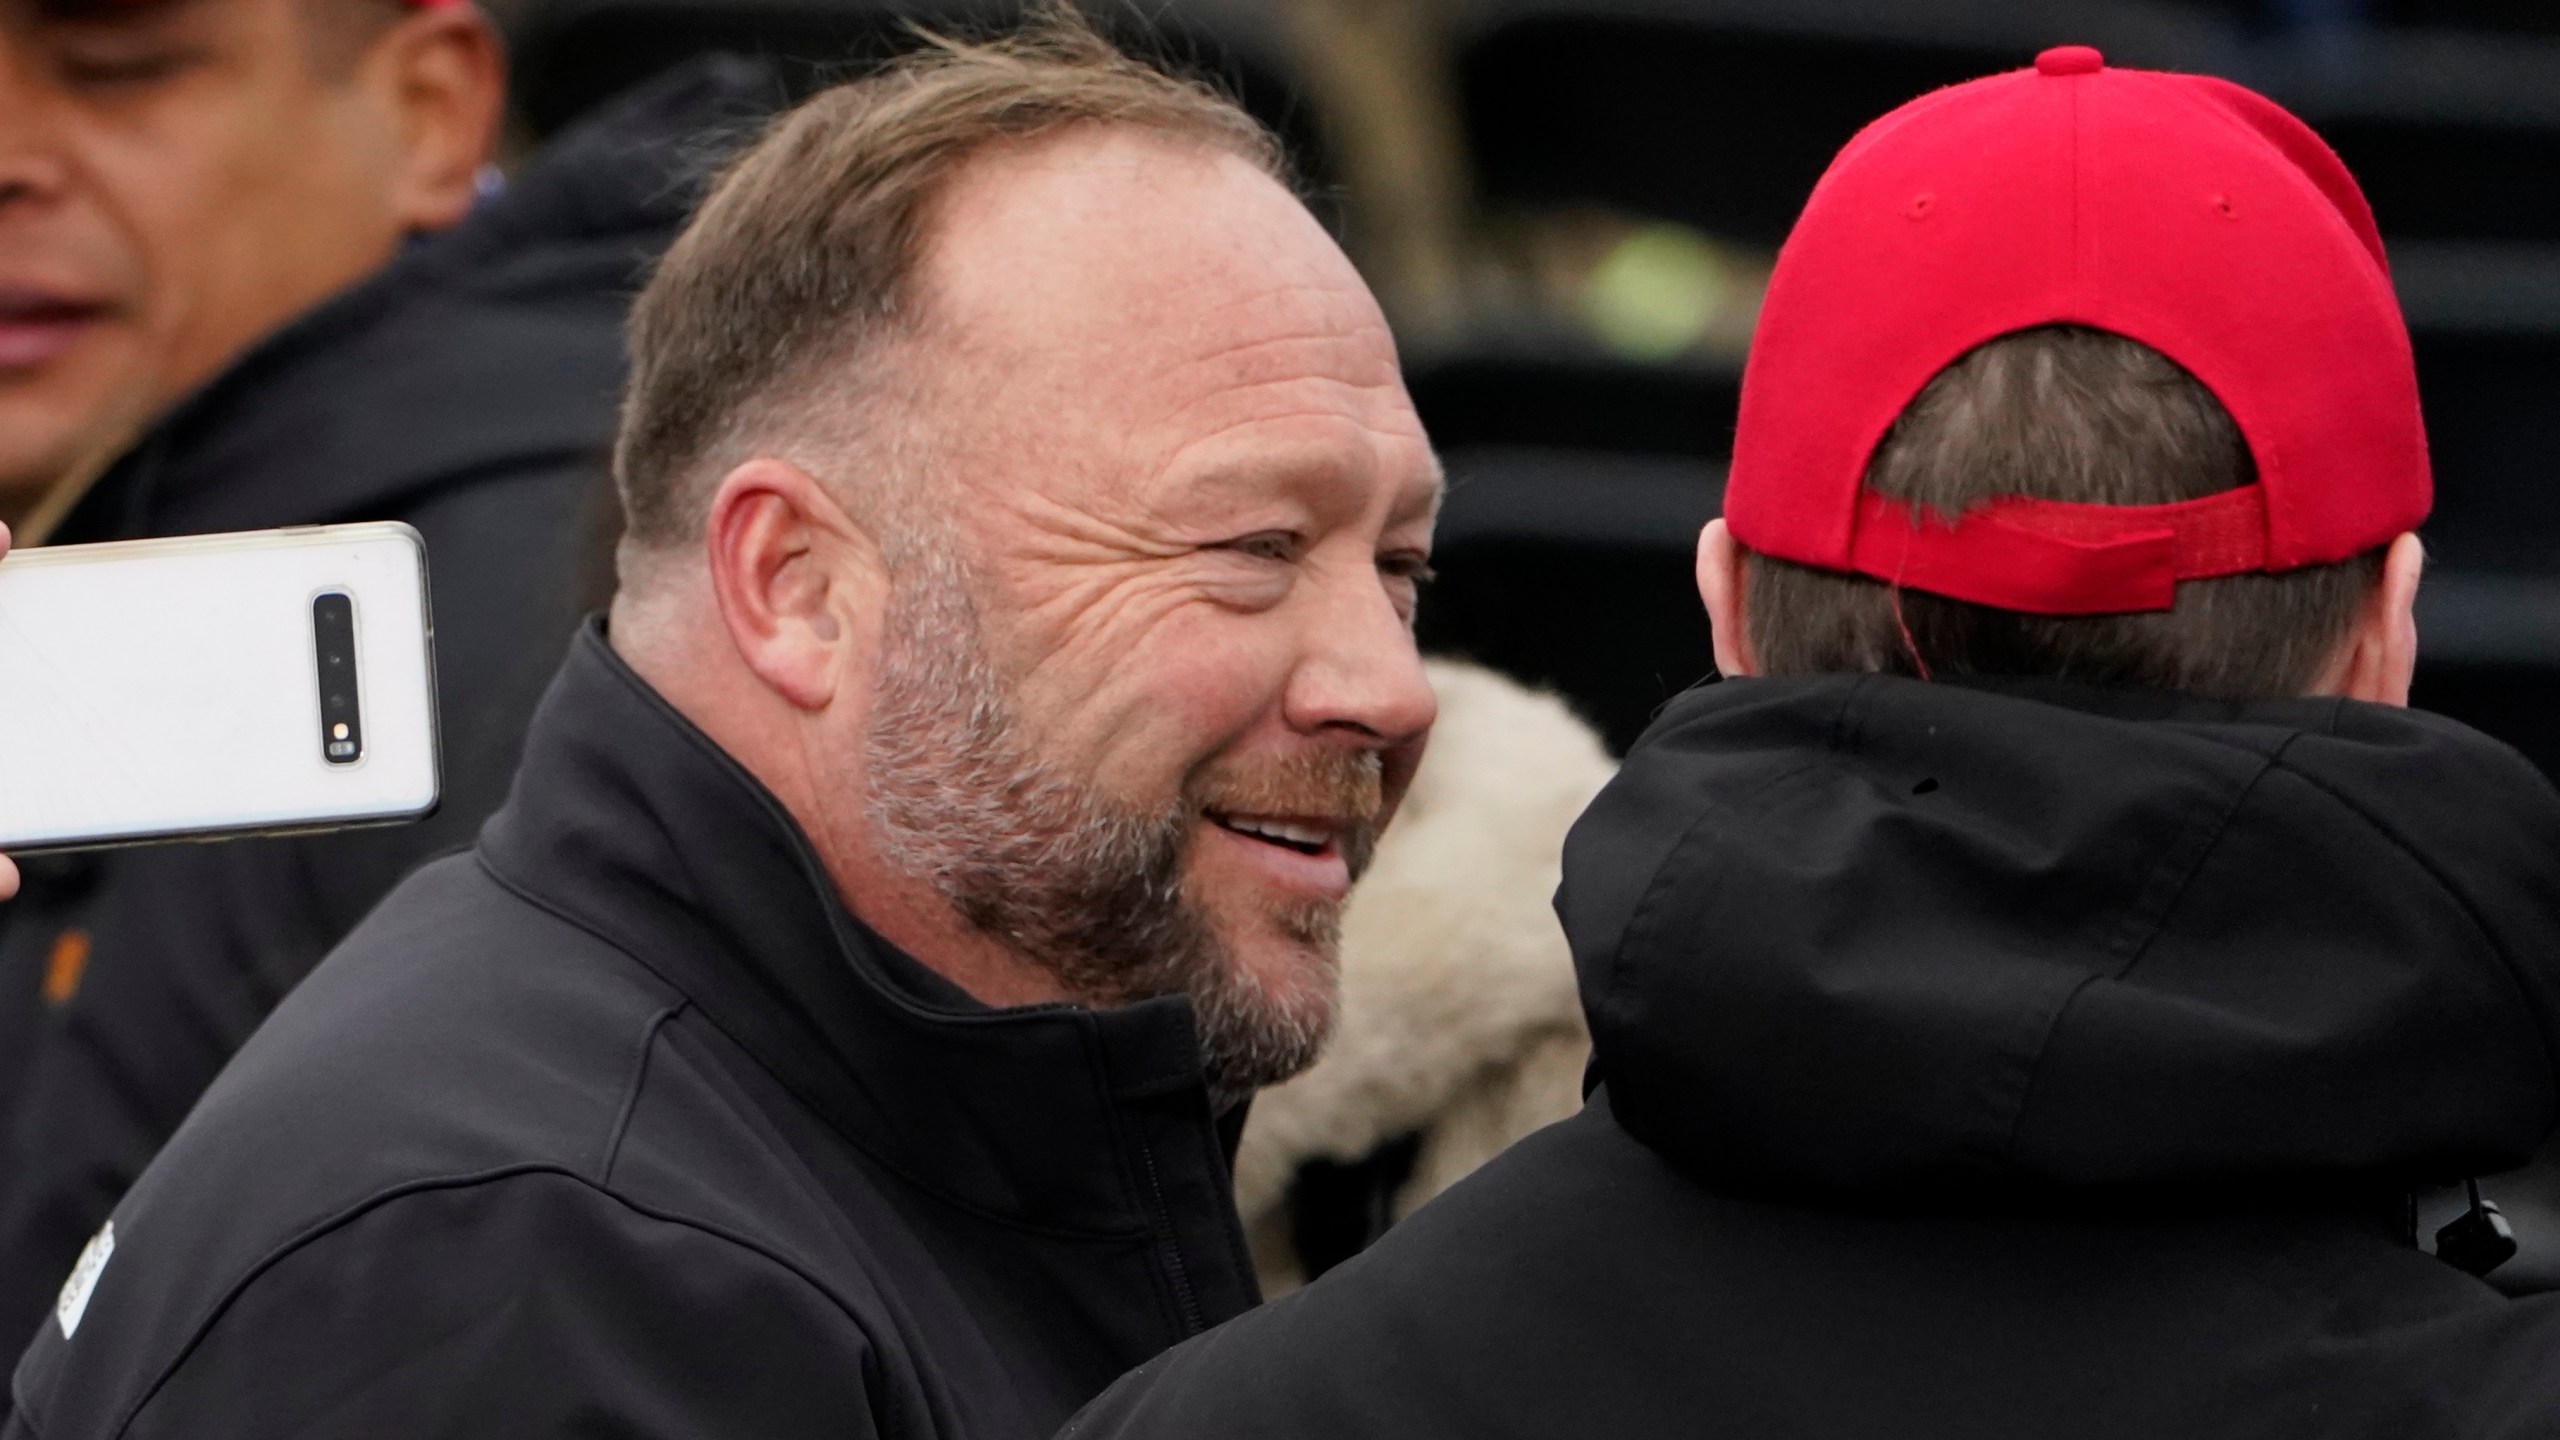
492;0;2560;767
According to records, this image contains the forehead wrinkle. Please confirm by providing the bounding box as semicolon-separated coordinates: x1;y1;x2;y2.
1144;365;1422;457
1129;295;1411;430
916;132;1426;543
959;282;1396;414
1150;274;1393;352
1132;278;1393;377
1139;327;1400;409
1148;387;1431;490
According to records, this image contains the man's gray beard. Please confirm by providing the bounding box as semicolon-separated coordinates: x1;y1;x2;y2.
863;553;1354;1107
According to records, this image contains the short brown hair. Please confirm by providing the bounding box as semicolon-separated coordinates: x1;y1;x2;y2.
613;6;1287;550
1743;326;2384;700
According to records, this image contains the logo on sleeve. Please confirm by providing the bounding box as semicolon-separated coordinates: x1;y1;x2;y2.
55;1221;113;1339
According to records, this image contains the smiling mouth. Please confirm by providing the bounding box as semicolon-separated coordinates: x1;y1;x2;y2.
1208;811;1338;856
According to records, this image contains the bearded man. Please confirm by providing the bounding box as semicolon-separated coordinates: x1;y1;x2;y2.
4;15;1437;1440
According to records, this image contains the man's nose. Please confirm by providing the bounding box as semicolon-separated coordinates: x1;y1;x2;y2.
1285;567;1438;749
0;41;71;207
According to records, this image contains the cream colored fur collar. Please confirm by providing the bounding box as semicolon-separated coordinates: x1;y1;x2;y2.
1236;659;1616;1293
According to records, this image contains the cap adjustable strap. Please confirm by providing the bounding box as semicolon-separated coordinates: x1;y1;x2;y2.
1845;484;2270;616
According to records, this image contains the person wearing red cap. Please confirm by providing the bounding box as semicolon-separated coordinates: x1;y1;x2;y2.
1063;48;2560;1440
0;0;774;1351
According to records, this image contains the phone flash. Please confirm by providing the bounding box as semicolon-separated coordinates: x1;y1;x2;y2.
332;722;350;740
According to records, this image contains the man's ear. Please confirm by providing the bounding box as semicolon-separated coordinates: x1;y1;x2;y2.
1697;518;1760;679
2320;531;2425;707
367;7;506;234
704;459;885;712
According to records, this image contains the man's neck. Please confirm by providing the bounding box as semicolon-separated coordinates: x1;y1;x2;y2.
6;404;157;544
820;846;1077;1009
12;465;109;546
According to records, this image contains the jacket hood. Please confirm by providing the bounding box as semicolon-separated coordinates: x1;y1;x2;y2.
54;55;778;542
1561;674;2560;1204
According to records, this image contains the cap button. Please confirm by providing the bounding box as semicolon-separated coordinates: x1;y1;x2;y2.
2036;45;2104;76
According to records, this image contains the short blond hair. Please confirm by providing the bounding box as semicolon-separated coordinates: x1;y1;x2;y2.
613;7;1287;548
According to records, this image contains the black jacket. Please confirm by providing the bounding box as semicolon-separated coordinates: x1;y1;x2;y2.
0;58;777;1347
1071;675;2560;1439
5;622;1258;1439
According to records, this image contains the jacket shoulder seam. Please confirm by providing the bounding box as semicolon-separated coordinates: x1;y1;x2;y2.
112;1165;872;1439
2103;732;2294;976
451;853;690;1187
2003;739;2290;1166
600;1004;686;1187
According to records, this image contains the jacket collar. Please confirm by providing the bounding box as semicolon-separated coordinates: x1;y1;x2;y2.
49;56;778;544
479;620;1221;1237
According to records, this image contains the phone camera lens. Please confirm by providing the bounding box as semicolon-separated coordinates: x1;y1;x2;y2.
312;591;363;766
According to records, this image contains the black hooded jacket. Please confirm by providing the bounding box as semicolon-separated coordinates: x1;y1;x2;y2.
5;622;1257;1439
0;58;777;1346
1069;674;2560;1439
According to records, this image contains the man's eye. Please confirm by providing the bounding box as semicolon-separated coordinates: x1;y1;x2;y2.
1223;533;1301;563
1381;553;1435;623
1380;553;1438;586
57;45;203;88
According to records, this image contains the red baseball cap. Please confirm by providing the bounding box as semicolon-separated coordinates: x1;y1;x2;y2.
1723;45;2428;615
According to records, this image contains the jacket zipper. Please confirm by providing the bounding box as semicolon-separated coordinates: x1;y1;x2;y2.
1135;1140;1208;1334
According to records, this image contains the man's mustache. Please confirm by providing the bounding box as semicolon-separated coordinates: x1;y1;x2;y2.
1188;749;1389;881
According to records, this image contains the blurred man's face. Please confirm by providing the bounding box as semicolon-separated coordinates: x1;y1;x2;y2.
0;0;448;513
860;128;1440;1102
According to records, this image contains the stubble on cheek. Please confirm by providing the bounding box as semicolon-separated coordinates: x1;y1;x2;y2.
865;552;1389;1101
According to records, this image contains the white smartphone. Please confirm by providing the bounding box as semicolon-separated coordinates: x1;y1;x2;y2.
0;522;439;852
